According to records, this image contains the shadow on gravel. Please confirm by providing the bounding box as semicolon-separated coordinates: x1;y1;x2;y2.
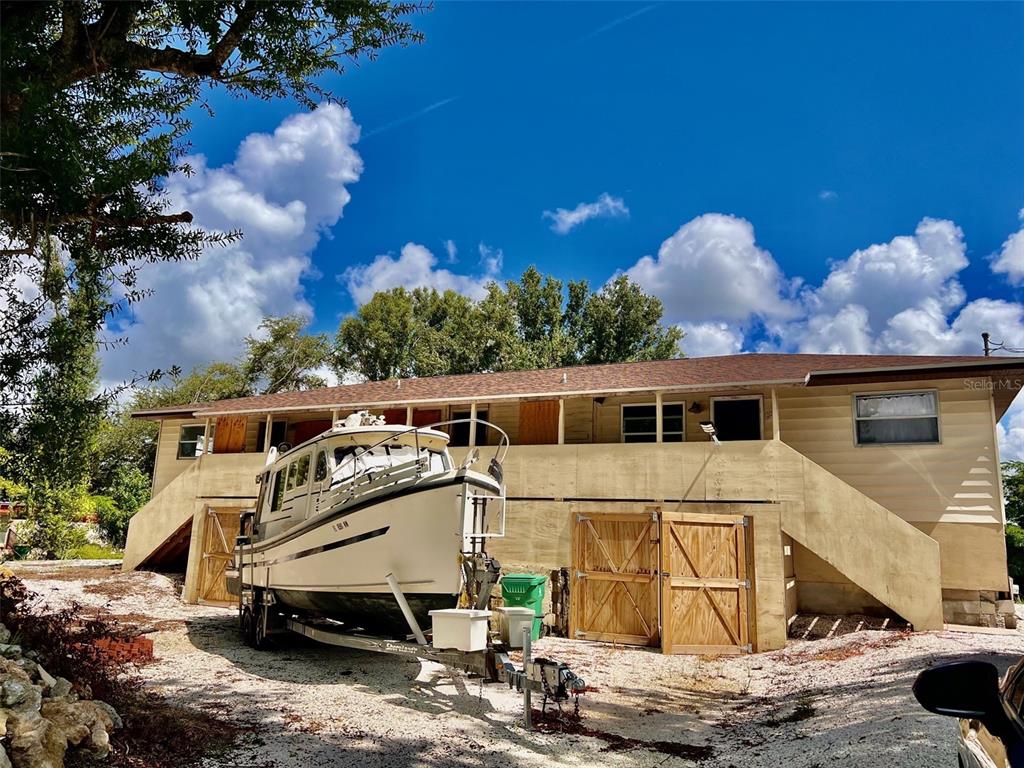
179;612;719;766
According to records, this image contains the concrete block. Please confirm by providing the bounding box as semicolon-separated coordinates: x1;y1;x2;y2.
995;600;1015;614
944;600;982;615
942;589;981;602
980;591;998;604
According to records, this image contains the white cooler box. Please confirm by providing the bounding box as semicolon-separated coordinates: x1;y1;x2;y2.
429;609;492;651
497;606;536;648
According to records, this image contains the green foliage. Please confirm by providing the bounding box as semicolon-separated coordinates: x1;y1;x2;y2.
1006;524;1024;588
24;513;89;560
2;1;424;406
335;268;683;381
104;465;151;516
69;542;124;559
1003;461;1024;526
242;315;332;394
93;495;133;549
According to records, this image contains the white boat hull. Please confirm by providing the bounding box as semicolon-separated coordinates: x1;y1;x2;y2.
235;472;499;632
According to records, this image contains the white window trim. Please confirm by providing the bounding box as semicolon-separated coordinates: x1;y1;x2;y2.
709;395;764;440
851;389;941;447
176;423;207;460
620;401;686;443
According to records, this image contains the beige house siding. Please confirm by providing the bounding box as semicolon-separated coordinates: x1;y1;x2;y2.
152;418;206;496
777;378;1008;591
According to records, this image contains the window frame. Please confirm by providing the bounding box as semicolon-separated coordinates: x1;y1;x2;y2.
851;389;941;447
709;395;764;441
620;401;686;443
176;424;207;460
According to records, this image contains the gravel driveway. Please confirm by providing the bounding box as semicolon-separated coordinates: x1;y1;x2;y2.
10;561;1024;768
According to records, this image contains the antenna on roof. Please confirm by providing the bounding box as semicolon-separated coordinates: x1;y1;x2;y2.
982;332;991;357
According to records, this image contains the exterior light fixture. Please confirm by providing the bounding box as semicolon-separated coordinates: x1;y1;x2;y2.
700;421;720;444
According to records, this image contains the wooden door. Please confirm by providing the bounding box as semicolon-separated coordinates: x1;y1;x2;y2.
214;415;247;453
292;419;332;445
198;508;241;605
519;400;559;445
381;408;407;425
570;512;659;646
412;408;443;427
660;512;751;654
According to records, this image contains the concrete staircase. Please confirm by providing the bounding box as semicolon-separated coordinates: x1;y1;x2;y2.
774;441;944;631
122;462;201;571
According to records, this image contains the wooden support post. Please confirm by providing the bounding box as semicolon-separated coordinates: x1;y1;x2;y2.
202;417;212;458
469;402;478;448
770;389;781;441
656;391;663;444
330;408;339;425
406;405;413;426
557;398;565;445
263;413;273;452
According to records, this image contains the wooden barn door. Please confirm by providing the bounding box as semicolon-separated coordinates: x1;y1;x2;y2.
570;512;659;646
660;512;751;654
197;507;241;605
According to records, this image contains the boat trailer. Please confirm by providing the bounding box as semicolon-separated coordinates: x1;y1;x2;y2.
284;614;586;721
235;556;586;725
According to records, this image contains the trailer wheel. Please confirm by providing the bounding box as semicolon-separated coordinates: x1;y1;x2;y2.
240;605;255;646
253;600;272;650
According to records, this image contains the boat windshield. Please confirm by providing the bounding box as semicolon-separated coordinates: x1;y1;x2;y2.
332;444;449;483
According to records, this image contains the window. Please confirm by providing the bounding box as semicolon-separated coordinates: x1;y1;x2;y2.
621;403;685;443
270;469;286;512
285;461;298;491
314;451;328;482
854;391;939;445
177;425;206;459
293;454;310;489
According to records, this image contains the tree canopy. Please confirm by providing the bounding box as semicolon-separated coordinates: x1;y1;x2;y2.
1;0;424;408
335;267;683;381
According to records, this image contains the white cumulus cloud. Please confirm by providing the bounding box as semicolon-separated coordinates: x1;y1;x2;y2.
990;213;1024;286
342;242;500;306
625;213;798;324
102;104;362;384
678;322;745;357
543;193;629;234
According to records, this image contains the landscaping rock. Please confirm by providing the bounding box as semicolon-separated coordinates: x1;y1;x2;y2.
0;644;23;660
47;679;72;702
0;622;12;644
1;744;11;768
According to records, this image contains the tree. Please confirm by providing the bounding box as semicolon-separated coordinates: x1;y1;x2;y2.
1;0;425;410
335;269;683;381
573;275;683;365
1004;461;1024;526
1001;461;1024;587
242;315;331;394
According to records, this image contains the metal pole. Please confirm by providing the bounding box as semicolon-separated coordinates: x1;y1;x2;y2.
522;623;532;728
385;572;428;645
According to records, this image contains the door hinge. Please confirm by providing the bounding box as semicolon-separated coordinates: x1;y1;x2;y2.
740;517;749;527
743;643;753;653
575;630;586;639
576;571;587;580
577;515;588;523
742;579;751;589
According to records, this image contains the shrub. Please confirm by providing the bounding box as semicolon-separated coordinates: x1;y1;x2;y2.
94;495;133;549
25;512;88;559
1007;524;1024;591
105;464;150;515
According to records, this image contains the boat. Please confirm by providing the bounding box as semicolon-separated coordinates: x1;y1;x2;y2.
227;412;508;638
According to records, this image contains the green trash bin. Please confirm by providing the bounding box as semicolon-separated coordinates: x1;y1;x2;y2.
500;573;547;641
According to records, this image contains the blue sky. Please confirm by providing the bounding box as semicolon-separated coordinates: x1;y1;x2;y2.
103;2;1024;447
180;1;1024;332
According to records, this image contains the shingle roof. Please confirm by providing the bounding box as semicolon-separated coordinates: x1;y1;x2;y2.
132;353;1024;418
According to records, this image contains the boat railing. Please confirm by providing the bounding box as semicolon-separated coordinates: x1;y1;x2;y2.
317;417;510;513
